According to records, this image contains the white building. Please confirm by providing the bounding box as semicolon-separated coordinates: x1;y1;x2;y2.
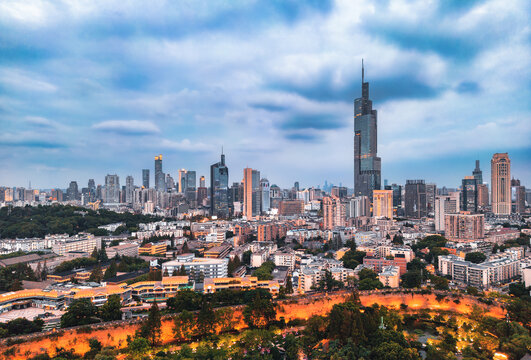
162;255;228;281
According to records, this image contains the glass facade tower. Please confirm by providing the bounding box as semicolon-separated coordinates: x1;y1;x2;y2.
354;60;381;199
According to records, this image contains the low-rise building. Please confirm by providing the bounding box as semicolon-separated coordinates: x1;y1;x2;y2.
106;243;139;259
378;266;400;288
128;277;192;302
203;276;279;295
139;242;167;256
161;255;228;281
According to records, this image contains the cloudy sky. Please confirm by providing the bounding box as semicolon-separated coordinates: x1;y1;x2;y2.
1;0;530;190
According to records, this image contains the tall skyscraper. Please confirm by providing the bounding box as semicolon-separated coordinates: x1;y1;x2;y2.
66;181;79;201
185;171;196;203
154;155;165;191
199;176;206;188
491;153;511;215
405;180;427;218
260;178;270;213
210;152;229;218
243;168;261;219
461;176;478;213
142;169;150;188
125;175;134;204
104;174;120;203
354;60;381;199
473;160;483;184
178;169;187;193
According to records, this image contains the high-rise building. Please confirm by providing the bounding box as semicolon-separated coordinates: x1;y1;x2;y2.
461;176;478;213
210;152;229;218
199;176;206;188
385;184;402;210
349;196;370;218
104;174;120;203
473;160;483;184
354;60;381;199
165;174;175;191
323;196;345;229
372;190;393;219
477;184;489;210
66;181;79;201
445;212;484;242
243;168;261;219
154;155;165;191
125;175;134;204
426;183;437;215
405;180;427;218
260;178;270;213
185;171;196;203
491;153;511;215
178;169;187;193
511;179;526;214
434;192;460;232
142;169;150;188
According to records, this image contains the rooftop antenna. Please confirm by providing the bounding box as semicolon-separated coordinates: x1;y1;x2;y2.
362;58;364;83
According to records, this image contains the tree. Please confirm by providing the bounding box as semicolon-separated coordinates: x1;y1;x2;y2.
173;310;195;341
99;294;122;321
253;261;275;280
392;234;404;245
431;275;449;290
147;269;162;281
196;299;217;336
243;293;277;328
401;270;423;288
465;252;487;264
177;265;187;276
61;298;99;328
139;301;162;346
508;282;528;298
103;261;117;279
91;246;99;259
341;250;367;269
227;255;241;276
89;264;104;282
466;286;480;296
285;276;293;294
127;336;150;356
242;250;252;265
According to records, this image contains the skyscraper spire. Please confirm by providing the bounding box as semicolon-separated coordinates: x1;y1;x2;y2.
362;58;364;84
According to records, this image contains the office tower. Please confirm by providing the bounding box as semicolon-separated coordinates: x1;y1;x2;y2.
142;169;150;188
294;181;300;191
349;196;370;218
445;213;485;242
477;184;489;210
473;160;483;184
104;174;120;203
199;176;206;188
88;179;95;191
210;152;229;218
185;171;196;203
178;169;187;193
405;180;427;218
461;176;478;213
261;178;270;213
165;174;175;191
331;186;348;198
125;175;134;204
426;183;437;215
511;179;526;214
197;186;207;206
385;184;402;209
491;153;511;215
243;168;261;219
354;60;381;199
154;155;165;191
66;181;79;201
323;196;345;229
372;190;393;219
434;192;460;232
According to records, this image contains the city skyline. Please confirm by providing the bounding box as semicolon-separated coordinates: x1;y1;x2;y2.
1;0;530;188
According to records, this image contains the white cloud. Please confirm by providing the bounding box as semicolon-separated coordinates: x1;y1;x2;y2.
92;120;160;135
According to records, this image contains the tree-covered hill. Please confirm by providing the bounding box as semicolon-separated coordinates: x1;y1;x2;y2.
0;204;161;239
